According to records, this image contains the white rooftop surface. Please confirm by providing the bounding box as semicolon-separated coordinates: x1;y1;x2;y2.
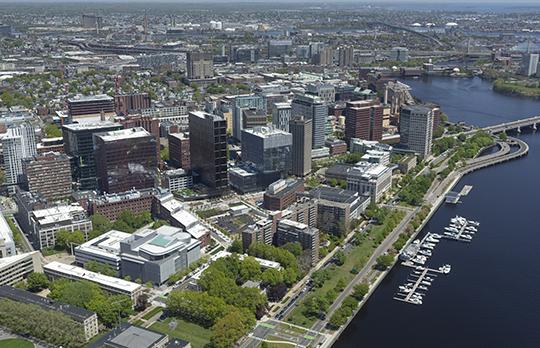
44;261;142;293
171;209;198;228
160;197;184;213
0;214;14;245
32;205;86;226
62;121;119;131
280;218;309;230
76;230;131;259
352;161;390;177
96;127;151;142
186;223;209;239
68;94;114;103
137;227;193;256
0;252;36;268
230;204;249;213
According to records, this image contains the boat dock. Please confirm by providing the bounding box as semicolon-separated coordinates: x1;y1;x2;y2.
400;233;441;267
393;265;451;305
459;185;473;196
442;216;480;243
445;185;473;204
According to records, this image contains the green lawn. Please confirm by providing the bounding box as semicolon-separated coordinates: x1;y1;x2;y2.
142;307;163;320
0;338;34;348
286;211;405;327
150;317;211;348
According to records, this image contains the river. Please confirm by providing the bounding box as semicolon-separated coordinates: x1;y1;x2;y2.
333;76;540;348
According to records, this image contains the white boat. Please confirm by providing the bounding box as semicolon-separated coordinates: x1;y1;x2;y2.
419;285;428;290
431;233;442;238
445;226;459;232
419;250;432;256
421;280;431;286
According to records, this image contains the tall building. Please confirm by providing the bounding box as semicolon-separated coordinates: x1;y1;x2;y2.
306;83;336;104
315;47;335;66
390;47;409;62
119;115;160;162
186;51;214;80
188;111;228;190
114;93;151;115
22;152;72;201
232;94;266;141
399;105;435;157
168;132;190;169
276;219;319;265
94;127;158;193
344;100;384;143
241;126;292;177
62;122;123;191
520;53;540;77
289;117;312;177
268;40;293;58
2;123;37;189
338;46;354;67
291;94;327;149
81;14;103;30
67;94;115;122
272;102;292;132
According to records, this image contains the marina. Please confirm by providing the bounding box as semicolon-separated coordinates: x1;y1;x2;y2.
393;265;451;305
442;215;480;243
400;232;442;267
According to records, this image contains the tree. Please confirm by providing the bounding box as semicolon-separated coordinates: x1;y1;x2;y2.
26;272;49;292
228;239;243;253
56;229;85;252
334;250;346;266
267;282;288;302
260;268;283;287
91;214;112;235
239;256;262;282
375;254;394;271
352;283;369;300
210;309;255;348
282;242;302;257
44;123;62;138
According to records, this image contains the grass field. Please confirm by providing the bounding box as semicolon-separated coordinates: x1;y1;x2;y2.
0;338;34;348
150;317;211;348
286;211;405;327
142;307;163;320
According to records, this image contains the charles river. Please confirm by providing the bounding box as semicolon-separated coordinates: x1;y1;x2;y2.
334;76;540;348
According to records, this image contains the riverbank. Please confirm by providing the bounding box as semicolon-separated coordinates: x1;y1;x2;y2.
492;78;540;99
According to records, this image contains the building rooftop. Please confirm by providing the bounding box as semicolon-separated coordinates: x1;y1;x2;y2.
92;188;156;205
44;261;142;293
0;214;14;249
128;226;199;257
350;161;390;178
309;186;362;204
95;127;152;142
31;204;87;226
108;325;166;348
266;178;303;197
0;285;96;322
189;110;224;121
62;121;120;131
76;230;131;260
68;94;114;103
242;126;291;139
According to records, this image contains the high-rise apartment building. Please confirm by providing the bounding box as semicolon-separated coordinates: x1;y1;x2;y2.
188;111;228;190
22;152;72;201
520;53;540;77
2;123;37;190
276;219;319;265
62;122;123;191
267;40;293;58
289;117;312;177
94;127;158;193
186;52;214;80
399;105;435;157
291;94;327;149
338;46;354;67
344;100;384;143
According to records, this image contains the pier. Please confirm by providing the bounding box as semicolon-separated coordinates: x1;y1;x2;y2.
442;216;479;243
393;266;449;305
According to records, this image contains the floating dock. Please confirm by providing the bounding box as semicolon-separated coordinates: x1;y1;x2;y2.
400;233;441;267
442;216;479;243
393;265;451;305
445;185;473;204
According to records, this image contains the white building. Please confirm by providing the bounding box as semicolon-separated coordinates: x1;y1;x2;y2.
29;204;93;249
350;138;393;154
74;230;131;273
0;251;42;286
347;161;392;203
0;214;16;258
520;53;540;77
44;261;144;304
2;123;37;190
162;169;193;192
142;106;188;130
361;149;390;166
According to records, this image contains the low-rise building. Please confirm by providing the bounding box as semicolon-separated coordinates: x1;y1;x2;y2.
361;149;390;165
87;323;183;348
263;179;304;211
347;162;392;203
44;261;144;304
0;285;99;341
120;226;201;285
29;204;93;249
325;139;347;156
276;219;319;265
90;189;156;222
74;230;131;274
398;155;417;174
0;251;42;286
0;214;16;258
162;169;193;192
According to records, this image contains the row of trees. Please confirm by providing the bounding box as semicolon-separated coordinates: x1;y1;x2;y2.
0;298;86;348
49;279;133;327
392;204;432;252
398;172;436;206
327;283;369;329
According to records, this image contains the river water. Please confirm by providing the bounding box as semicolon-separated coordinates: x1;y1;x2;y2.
334;76;540;348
